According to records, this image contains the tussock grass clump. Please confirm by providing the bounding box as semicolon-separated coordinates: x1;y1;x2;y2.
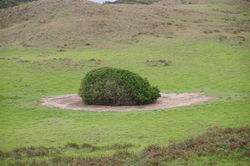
1;143;137;165
79;67;160;106
140;126;250;165
146;59;172;66
63;142;135;151
0;146;58;160
64;142;79;149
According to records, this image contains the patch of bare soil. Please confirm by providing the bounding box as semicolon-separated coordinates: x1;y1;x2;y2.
41;92;214;111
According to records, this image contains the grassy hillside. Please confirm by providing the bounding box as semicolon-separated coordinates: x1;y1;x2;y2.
0;0;37;9
0;0;250;165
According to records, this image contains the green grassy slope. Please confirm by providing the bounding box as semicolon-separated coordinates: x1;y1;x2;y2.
0;0;250;165
0;33;249;165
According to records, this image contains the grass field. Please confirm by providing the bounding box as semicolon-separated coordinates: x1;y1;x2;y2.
1;31;250;165
0;0;250;165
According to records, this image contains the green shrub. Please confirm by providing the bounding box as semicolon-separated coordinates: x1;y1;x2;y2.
79;67;160;106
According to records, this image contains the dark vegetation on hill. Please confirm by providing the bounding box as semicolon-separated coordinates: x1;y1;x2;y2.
1;126;250;166
79;67;160;105
0;0;37;9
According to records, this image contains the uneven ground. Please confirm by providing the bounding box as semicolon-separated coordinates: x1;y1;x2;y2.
0;0;250;165
41;92;214;111
1;126;249;165
0;0;249;47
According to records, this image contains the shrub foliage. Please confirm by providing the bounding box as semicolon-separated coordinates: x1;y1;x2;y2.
79;67;160;105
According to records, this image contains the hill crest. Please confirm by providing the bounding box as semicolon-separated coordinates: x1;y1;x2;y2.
0;0;249;47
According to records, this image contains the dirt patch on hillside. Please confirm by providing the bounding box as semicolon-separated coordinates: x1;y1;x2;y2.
41;92;214;111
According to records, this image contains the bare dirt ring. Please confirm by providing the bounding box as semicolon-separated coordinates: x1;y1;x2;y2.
41;92;215;111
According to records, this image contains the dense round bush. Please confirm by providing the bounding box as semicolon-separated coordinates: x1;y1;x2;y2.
79;67;160;106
